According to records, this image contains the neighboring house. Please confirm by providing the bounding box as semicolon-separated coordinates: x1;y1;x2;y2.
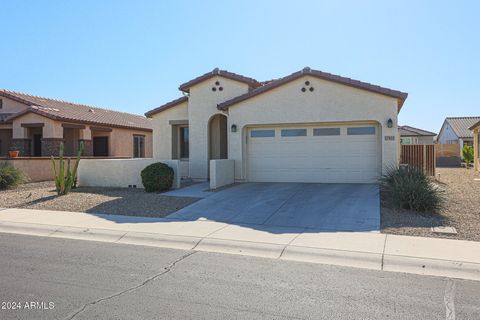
145;67;407;183
399;125;436;145
469;120;480;171
437;117;480;151
0;90;152;158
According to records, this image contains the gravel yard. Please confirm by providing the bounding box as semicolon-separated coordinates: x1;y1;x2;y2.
381;167;480;241
2;168;480;241
0;181;199;218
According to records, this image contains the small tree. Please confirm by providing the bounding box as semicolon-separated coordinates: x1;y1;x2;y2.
462;145;474;168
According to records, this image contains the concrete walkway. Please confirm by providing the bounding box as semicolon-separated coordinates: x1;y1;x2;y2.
162;182;213;198
0;207;479;281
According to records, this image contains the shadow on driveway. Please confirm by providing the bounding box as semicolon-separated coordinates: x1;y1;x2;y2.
86;182;382;234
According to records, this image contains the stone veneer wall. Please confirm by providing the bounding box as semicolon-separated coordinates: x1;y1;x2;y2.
11;139;31;156
79;139;93;157
41;138;64;157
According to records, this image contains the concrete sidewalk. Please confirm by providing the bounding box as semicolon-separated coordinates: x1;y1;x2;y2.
0;207;479;281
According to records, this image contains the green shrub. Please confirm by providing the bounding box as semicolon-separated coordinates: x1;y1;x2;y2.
462;145;474;167
0;162;27;190
141;162;174;192
380;166;445;212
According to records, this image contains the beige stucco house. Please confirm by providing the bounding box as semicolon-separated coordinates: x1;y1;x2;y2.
469;120;480;171
0;90;152;158
146;67;408;184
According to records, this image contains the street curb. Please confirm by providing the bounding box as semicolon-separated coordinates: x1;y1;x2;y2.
50;226;127;243
383;254;480;281
0;221;59;237
193;238;285;258
1;221;480;281
280;245;383;270
117;232;201;250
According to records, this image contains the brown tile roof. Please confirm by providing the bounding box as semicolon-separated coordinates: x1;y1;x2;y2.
399;125;436;137
218;67;408;111
1;90;152;131
444;116;480;139
145;96;188;118
179;68;261;93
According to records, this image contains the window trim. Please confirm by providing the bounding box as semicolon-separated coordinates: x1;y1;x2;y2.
178;125;189;159
133;135;145;158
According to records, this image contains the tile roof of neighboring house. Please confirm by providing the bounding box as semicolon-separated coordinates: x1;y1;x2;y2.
0;90;152;131
444;117;480;139
399;125;436;137
468;119;480;130
218;67;408;111
144;96;188;118
179;68;261;93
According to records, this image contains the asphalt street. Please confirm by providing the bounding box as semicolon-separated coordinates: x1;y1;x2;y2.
0;233;479;319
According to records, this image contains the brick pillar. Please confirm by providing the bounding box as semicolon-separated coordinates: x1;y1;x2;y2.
11;139;31;156
41;138;64;157
79;139;93;156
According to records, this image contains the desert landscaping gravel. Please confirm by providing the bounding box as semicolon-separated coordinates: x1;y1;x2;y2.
381;167;480;242
0;181;199;218
2;168;479;241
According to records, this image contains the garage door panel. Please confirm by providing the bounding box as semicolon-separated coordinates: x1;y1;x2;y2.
249;168;379;183
247;124;380;183
252;156;378;171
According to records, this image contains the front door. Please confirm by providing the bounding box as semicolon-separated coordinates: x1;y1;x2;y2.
93;137;108;157
33;134;42;157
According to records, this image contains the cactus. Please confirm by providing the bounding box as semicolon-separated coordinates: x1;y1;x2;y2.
51;142;84;195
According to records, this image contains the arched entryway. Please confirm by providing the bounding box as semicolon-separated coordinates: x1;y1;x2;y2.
208;114;228;161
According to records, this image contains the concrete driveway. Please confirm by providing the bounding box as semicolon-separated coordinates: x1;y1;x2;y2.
167;183;380;232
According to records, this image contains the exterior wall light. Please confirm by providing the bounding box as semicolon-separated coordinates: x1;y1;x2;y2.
387;118;393;128
231;124;237;133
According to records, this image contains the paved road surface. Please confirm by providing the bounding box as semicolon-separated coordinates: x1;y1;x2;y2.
0;233;479;319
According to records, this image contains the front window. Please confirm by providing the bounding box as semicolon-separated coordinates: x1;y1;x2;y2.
133;135;145;158
180;127;189;158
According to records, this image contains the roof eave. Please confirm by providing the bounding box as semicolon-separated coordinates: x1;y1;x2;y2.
5;108;58;122
0;90;36;107
468;120;480;130
6;108;152;132
144;96;188;118
179;68;259;93
218;68;408;111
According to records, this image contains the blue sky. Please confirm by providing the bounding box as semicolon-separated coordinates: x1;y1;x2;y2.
1;0;478;133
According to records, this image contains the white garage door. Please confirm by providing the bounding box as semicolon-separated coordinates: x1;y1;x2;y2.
247;124;380;183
